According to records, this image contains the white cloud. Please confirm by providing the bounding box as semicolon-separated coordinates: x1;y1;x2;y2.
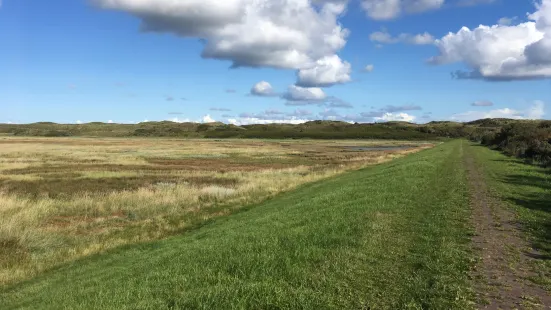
170;117;192;123
296;55;352;87
498;16;518;26
202;114;216;123
282;85;352;108
283;85;327;101
108;120;114;124
315;109;418;123
76;120;83;124
451;101;545;121
95;0;350;86
168;114;217;123
361;0;444;20
228;108;313;125
250;81;276;97
370;30;435;45
228;116;311;125
364;64;375;72
374;112;416;122
429;0;551;80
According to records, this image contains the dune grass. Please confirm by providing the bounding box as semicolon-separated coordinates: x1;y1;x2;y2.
0;140;473;309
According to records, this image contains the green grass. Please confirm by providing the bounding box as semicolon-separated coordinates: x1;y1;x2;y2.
468;143;551;290
1;141;474;309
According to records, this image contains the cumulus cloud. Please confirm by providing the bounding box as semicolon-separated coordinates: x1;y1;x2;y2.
296;55;352;87
429;0;551;81
361;0;444;20
471;100;494;107
363;64;375;72
95;0;351;86
250;81;277;97
202;114;216;123
282;85;352;108
370;29;435;45
283;85;327;101
451;101;545;121
169;117;192;123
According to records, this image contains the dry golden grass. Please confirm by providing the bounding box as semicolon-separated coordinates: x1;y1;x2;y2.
0;137;433;285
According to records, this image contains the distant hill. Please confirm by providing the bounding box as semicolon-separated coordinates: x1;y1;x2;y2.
0;118;545;140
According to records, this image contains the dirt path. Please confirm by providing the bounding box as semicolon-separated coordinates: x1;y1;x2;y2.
464;144;551;309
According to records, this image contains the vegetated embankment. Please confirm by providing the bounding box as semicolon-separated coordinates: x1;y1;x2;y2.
1;140;473;309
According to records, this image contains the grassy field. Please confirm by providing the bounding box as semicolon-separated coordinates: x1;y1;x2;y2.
0;137;431;286
1;140;473;309
469;143;551;291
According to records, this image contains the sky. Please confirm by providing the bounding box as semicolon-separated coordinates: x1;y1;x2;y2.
1;0;550;125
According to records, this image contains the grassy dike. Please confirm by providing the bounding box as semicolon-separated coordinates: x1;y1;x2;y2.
1;141;473;309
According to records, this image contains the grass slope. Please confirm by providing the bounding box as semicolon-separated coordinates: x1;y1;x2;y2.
469;144;551;291
1;141;473;309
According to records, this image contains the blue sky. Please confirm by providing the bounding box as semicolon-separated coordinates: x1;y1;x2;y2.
1;0;550;124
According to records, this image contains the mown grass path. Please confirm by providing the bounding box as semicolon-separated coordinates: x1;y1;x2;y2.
466;143;551;308
1;141;474;309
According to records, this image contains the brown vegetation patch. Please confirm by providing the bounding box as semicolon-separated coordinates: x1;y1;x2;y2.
0;238;29;268
44;211;129;231
36;172;84;179
0;175;239;198
4;159;300;176
145;158;300;171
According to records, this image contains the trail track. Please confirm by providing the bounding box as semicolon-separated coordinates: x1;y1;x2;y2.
465;145;551;309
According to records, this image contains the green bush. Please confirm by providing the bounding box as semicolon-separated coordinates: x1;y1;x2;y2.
482;122;551;166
